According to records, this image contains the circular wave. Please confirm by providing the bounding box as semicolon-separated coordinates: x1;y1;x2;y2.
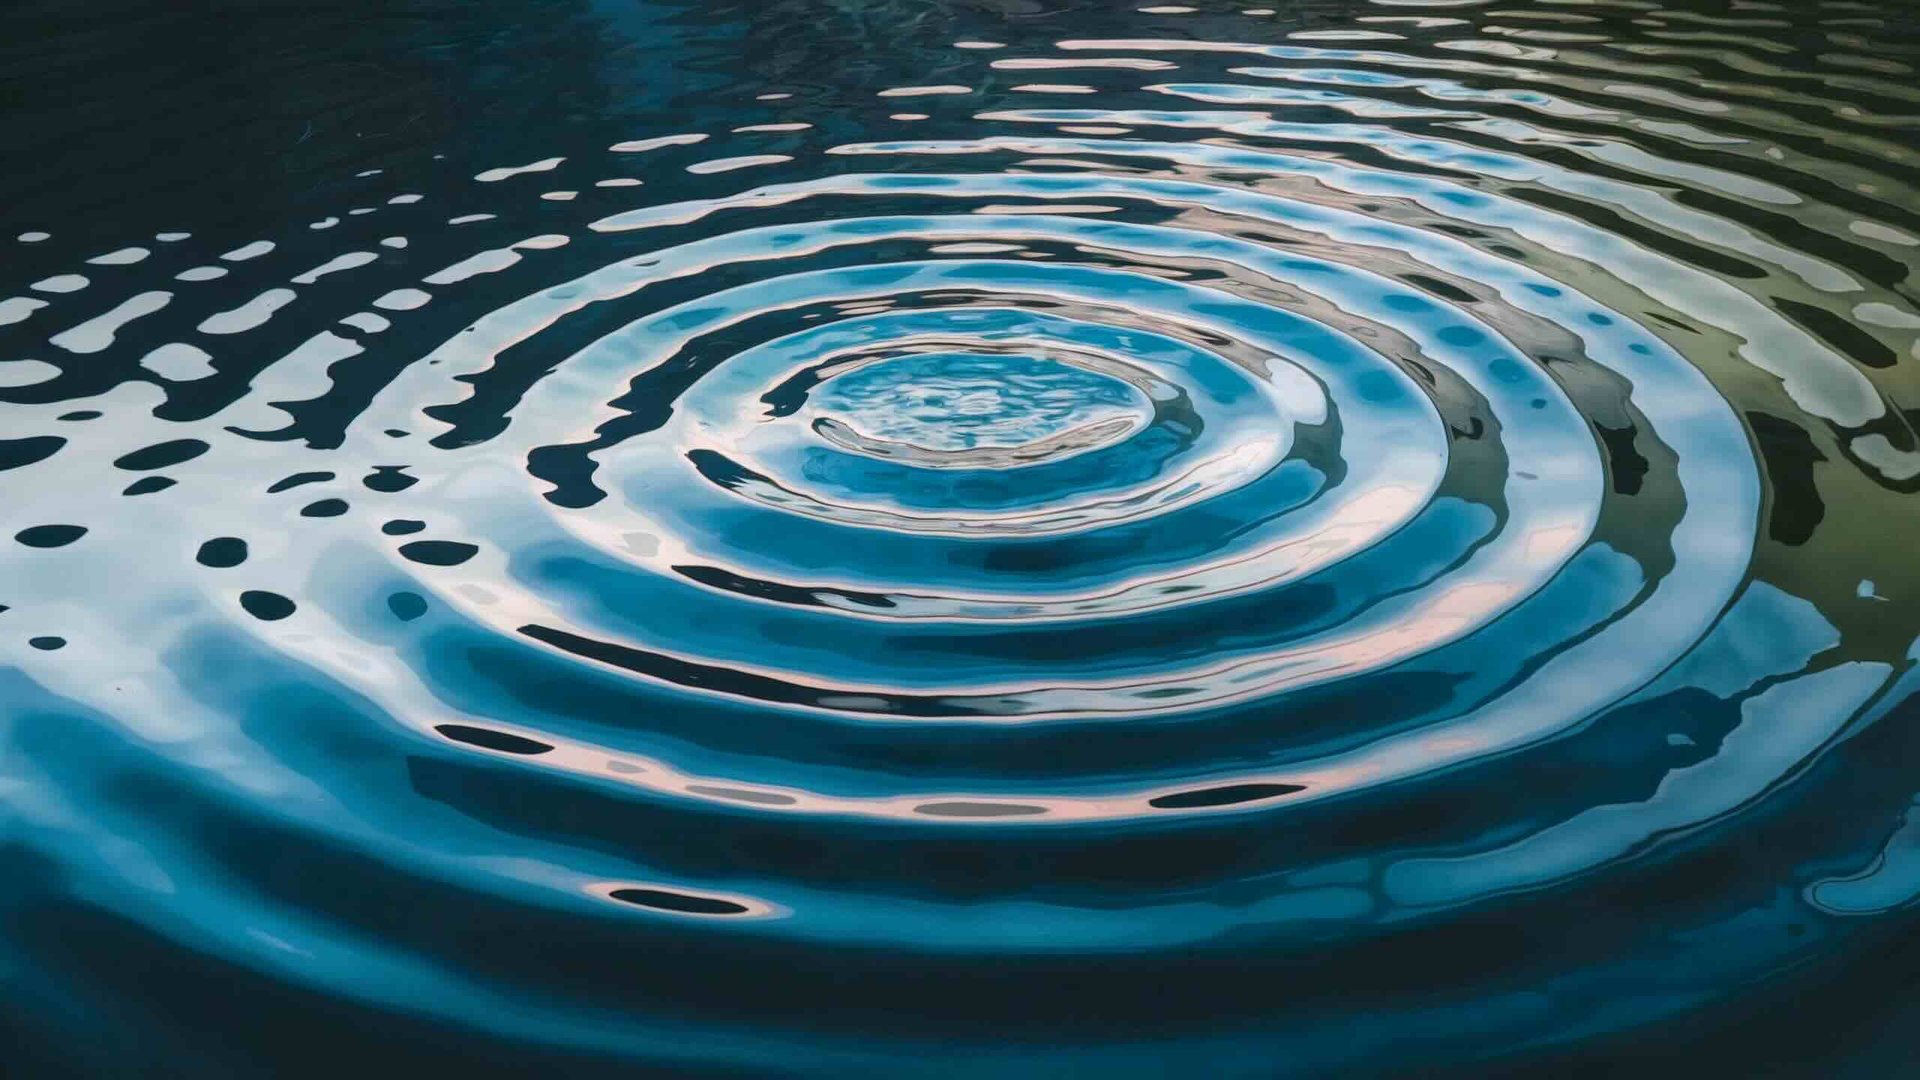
5;2;1920;1075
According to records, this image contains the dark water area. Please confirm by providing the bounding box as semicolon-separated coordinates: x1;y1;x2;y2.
5;0;1920;1075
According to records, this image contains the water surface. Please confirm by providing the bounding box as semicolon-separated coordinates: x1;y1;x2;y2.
4;0;1920;1075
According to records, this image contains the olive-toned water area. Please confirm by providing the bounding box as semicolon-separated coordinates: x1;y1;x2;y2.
4;0;1920;1075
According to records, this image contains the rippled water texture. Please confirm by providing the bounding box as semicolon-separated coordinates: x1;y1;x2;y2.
5;0;1920;1074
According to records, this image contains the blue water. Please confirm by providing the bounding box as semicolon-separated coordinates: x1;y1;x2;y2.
4;0;1920;1075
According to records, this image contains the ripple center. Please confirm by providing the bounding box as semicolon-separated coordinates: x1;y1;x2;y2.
809;350;1150;466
